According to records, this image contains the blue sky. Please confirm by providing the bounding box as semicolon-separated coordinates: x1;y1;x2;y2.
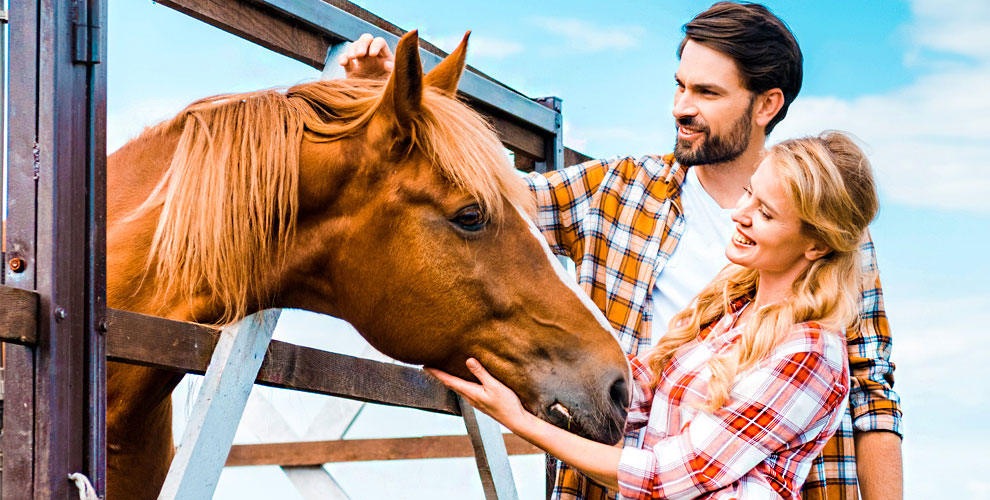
101;0;990;498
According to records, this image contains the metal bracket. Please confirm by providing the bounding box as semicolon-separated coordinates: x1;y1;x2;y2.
321;42;353;81
72;0;100;64
534;97;564;173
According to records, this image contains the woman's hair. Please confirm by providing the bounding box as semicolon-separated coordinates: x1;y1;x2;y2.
646;131;878;410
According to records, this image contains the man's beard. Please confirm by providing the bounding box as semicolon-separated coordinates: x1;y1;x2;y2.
673;99;754;167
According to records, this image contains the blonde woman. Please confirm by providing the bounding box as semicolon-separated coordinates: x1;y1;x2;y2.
429;131;879;499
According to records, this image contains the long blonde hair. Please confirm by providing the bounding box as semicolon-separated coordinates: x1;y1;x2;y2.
646;131;878;410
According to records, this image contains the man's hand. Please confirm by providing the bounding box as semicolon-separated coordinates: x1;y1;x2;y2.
339;33;395;80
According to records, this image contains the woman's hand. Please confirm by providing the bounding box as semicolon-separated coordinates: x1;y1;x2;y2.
425;358;535;433
429;358;624;490
339;33;394;80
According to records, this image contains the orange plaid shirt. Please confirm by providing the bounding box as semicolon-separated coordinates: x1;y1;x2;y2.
524;155;902;500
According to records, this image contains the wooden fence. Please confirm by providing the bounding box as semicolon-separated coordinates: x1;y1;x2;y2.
0;1;591;498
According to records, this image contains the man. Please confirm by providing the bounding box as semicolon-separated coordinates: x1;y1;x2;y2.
341;3;902;499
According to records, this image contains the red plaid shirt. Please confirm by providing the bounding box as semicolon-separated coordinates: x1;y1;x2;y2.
618;307;849;500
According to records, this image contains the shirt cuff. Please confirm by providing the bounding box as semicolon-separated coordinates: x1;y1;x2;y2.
617;446;658;500
852;409;903;437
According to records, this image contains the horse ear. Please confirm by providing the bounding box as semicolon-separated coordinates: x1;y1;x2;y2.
424;31;469;95
380;30;424;126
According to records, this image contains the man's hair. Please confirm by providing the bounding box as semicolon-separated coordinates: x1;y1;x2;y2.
678;1;802;135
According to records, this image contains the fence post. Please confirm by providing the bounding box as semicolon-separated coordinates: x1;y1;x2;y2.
460;396;520;500
3;1;107;498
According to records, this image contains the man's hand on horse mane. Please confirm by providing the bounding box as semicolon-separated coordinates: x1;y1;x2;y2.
340;33;395;80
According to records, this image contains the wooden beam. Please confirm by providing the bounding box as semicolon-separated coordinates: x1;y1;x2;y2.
564;148;594;168
104;307;461;415
153;0;551;159
225;433;541;466
460;396;520;500
0;285;38;345
488;112;544;160
159;310;282;500
156;0;332;68
0;344;36;500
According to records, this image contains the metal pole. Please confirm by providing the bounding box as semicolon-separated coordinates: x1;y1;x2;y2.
534;97;563;174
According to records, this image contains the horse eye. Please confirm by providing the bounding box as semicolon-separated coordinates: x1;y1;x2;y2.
452;205;487;232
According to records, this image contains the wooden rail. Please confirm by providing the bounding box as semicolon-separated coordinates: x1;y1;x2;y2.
226;434;541;467
0;285;460;415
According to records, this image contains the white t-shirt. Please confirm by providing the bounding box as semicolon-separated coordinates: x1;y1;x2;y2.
650;167;735;345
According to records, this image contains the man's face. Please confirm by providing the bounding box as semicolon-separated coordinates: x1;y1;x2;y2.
673;40;757;167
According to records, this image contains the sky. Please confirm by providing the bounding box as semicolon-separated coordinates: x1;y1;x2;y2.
96;0;990;498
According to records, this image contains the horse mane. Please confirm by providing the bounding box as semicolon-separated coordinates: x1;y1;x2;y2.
130;78;534;325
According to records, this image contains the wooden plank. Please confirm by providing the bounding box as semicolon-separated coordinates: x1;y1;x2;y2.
3;0;38;292
156;0;332;68
460;397;520;500
0;285;38;345
488;112;545;160
158;309;282;500
105;308;461;415
1;2;40;497
226;433;541;466
0;344;36;500
564;147;594;168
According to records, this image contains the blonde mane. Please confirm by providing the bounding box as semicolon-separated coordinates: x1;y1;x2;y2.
130;78;533;325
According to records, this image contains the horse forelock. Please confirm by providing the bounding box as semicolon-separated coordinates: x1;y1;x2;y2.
130;78;533;324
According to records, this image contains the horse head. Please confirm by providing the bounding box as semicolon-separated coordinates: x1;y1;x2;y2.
282;31;629;443
111;31;629;445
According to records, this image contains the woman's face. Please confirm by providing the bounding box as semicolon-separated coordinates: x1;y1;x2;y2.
725;157;820;278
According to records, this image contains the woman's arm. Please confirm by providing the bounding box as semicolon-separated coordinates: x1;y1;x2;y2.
427;359;623;490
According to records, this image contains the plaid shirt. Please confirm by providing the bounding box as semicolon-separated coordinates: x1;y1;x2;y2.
524;155;902;500
619;309;849;500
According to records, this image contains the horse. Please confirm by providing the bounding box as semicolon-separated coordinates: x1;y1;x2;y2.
105;31;630;499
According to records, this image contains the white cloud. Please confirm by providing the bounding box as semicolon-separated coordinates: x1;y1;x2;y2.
432;34;524;60
907;0;990;61
885;294;990;414
529;17;645;53
770;0;990;214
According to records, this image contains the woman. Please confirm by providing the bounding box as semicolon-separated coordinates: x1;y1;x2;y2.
428;132;879;499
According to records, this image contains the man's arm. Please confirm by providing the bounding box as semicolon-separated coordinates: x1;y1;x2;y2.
522;160;611;259
855;431;903;500
848;237;903;500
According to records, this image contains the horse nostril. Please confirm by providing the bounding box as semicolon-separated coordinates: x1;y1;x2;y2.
609;377;629;413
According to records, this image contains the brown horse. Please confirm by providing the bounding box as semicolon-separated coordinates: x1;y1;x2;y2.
105;31;629;499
